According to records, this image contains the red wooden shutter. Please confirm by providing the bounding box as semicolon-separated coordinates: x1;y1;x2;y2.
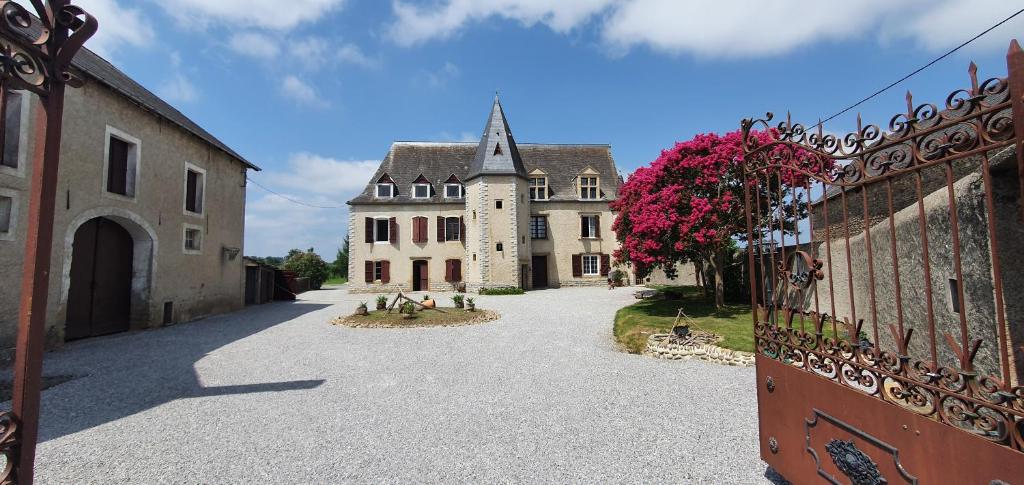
364;261;373;282
595;215;601;238
454;259;462;281
580;216;587;238
459;216;465;243
389;217;397;244
411;217;419;242
572;254;582;277
381;260;390;283
445;260;453;282
364;217;374;243
600;254;610;276
419;217;429;243
437;216;445;242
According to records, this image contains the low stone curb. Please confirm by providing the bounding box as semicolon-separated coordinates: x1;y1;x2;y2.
330;310;500;329
643;334;756;367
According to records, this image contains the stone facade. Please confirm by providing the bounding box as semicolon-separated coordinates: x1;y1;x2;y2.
0;51;255;358
348;98;621;293
806;150;1023;383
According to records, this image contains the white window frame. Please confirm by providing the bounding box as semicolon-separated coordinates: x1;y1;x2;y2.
183;161;206;217
529;176;548;200
373;261;384;281
375;183;394;198
0;90;29;177
581;214;598;239
582;254;600;276
412;183;431;199
183;223;203;254
0;187;19;241
102;125;142;202
444;216;461;242
444;183;463;199
373;216;391;244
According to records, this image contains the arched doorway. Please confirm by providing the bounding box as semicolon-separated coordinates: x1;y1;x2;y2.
65;217;134;340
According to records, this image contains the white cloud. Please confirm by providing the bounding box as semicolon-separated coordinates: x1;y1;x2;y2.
228;32;281;59
387;0;1024;58
19;0;155;58
157;0;346;30
158;73;199;103
420;61;460;88
244;153;379;256
280;75;327;106
438;131;479;142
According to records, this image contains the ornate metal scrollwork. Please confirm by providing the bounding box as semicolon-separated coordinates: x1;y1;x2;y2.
825;439;886;485
0;412;19;485
0;0;96;97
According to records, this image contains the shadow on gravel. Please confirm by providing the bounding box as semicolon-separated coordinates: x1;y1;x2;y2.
33;301;329;442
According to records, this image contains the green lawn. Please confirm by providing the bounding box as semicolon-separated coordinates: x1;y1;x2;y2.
323;276;348;286
614;286;755;354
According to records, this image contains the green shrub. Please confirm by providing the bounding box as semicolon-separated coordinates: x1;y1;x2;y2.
282;249;330;289
376;295;388;305
479;286;524;295
452;294;465;307
400;301;416;314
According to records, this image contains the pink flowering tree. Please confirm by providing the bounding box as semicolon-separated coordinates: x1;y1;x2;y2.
611;130;819;309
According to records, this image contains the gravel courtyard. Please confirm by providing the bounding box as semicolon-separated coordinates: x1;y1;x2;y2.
27;286;766;483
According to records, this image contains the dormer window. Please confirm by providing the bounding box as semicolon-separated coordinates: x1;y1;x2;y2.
445;183;463;198
411;174;432;199
579;176;599;200
529;176;548;200
376;183;394;198
443;174;463;199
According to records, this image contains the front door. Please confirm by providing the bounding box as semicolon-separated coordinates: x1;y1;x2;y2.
531;255;547;288
66;217;134;340
412;260;428;291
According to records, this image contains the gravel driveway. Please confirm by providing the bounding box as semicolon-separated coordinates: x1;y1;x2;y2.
25;286;767;484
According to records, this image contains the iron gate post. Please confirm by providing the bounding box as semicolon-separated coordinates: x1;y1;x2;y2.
1007;40;1024;224
0;2;96;483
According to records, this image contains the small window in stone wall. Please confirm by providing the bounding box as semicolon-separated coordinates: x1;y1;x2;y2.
495;200;503;209
948;278;961;314
0;195;12;233
496;242;503;252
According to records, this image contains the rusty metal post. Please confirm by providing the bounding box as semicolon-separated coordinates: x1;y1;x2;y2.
1009;40;1024;223
0;2;96;483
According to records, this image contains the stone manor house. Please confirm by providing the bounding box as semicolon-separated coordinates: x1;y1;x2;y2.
0;43;256;357
347;97;621;292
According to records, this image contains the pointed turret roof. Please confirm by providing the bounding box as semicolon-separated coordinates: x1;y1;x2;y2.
467;96;528;180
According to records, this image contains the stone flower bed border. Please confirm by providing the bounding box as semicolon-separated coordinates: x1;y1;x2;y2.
331;309;500;329
643;333;755;367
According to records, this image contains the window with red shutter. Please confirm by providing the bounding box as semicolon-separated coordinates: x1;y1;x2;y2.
436;216;445;242
389;217;397;244
364;261;373;282
600;254;610;276
572;254;582;277
453;259;462;281
459;216;465;243
419;217;428;243
381;260;391;283
364;218;374;243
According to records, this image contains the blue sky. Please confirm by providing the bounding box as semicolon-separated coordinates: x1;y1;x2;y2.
69;0;1024;257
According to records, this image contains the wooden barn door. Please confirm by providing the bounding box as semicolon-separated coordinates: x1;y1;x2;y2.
66;217;133;340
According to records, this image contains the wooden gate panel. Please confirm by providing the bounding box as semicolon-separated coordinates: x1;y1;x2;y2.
65;218;98;341
89;218;132;336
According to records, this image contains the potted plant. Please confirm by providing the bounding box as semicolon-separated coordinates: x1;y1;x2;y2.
355;302;368;316
452;294;465;309
421;294;435;309
401;301;416;319
465;297;476;312
375;294;388;310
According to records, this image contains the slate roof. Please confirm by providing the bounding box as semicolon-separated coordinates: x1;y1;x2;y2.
70;45;259;170
468;97;528;179
348;142;621;205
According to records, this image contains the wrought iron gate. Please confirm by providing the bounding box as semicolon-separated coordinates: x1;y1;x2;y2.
741;42;1024;483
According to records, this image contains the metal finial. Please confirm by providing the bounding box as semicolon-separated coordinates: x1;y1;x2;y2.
968;62;979;94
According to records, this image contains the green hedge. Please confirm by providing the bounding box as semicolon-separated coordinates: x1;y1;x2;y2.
479;286;525;295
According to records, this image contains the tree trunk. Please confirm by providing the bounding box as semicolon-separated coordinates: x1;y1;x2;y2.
693;259;704;289
704;250;725;309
